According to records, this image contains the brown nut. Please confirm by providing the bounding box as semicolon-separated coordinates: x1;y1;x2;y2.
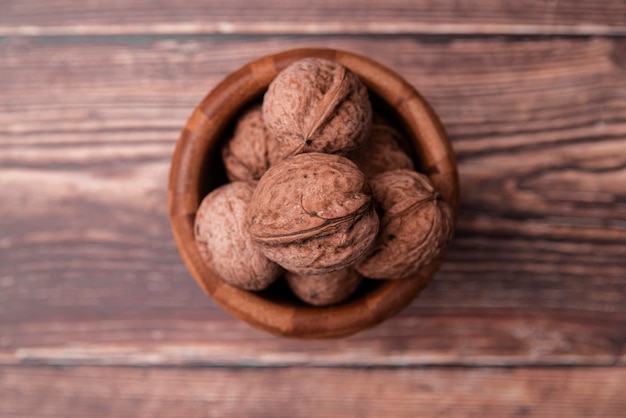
221;105;289;182
286;268;363;307
349;118;414;178
247;152;379;275
355;169;454;280
262;57;372;156
195;181;282;291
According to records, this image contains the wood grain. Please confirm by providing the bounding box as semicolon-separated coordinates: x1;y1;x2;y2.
1;35;625;362
1;366;625;417
2;0;626;414
1;0;626;36
2;308;623;367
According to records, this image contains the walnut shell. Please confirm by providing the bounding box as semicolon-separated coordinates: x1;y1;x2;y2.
286;268;363;307
262;58;372;156
355;169;454;280
349;119;414;178
221;105;289;182
247;152;379;275
195;181;281;291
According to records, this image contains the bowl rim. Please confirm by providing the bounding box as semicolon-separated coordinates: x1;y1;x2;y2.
168;47;459;339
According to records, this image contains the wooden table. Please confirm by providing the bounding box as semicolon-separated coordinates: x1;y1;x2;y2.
1;1;625;416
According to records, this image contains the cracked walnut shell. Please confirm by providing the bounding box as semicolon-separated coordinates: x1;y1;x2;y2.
262;57;372;156
247;152;379;275
355;169;454;280
195;181;282;291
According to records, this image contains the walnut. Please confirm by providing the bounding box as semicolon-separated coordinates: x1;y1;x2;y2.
262;58;372;156
247;152;379;275
349;118;414;178
195;181;282;291
286;268;363;307
355;169;454;280
221;105;289;182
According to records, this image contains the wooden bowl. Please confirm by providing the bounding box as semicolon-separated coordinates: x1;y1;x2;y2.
168;48;459;338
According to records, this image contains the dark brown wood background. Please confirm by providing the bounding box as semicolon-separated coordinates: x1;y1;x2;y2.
1;1;625;416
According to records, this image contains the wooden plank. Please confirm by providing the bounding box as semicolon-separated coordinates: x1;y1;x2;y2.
1;366;625;417
1;36;625;365
1;308;623;367
1;0;626;36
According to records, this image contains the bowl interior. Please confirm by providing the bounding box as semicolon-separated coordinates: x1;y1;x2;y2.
168;48;459;338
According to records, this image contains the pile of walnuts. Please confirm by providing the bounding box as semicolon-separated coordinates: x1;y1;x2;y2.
195;57;454;307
